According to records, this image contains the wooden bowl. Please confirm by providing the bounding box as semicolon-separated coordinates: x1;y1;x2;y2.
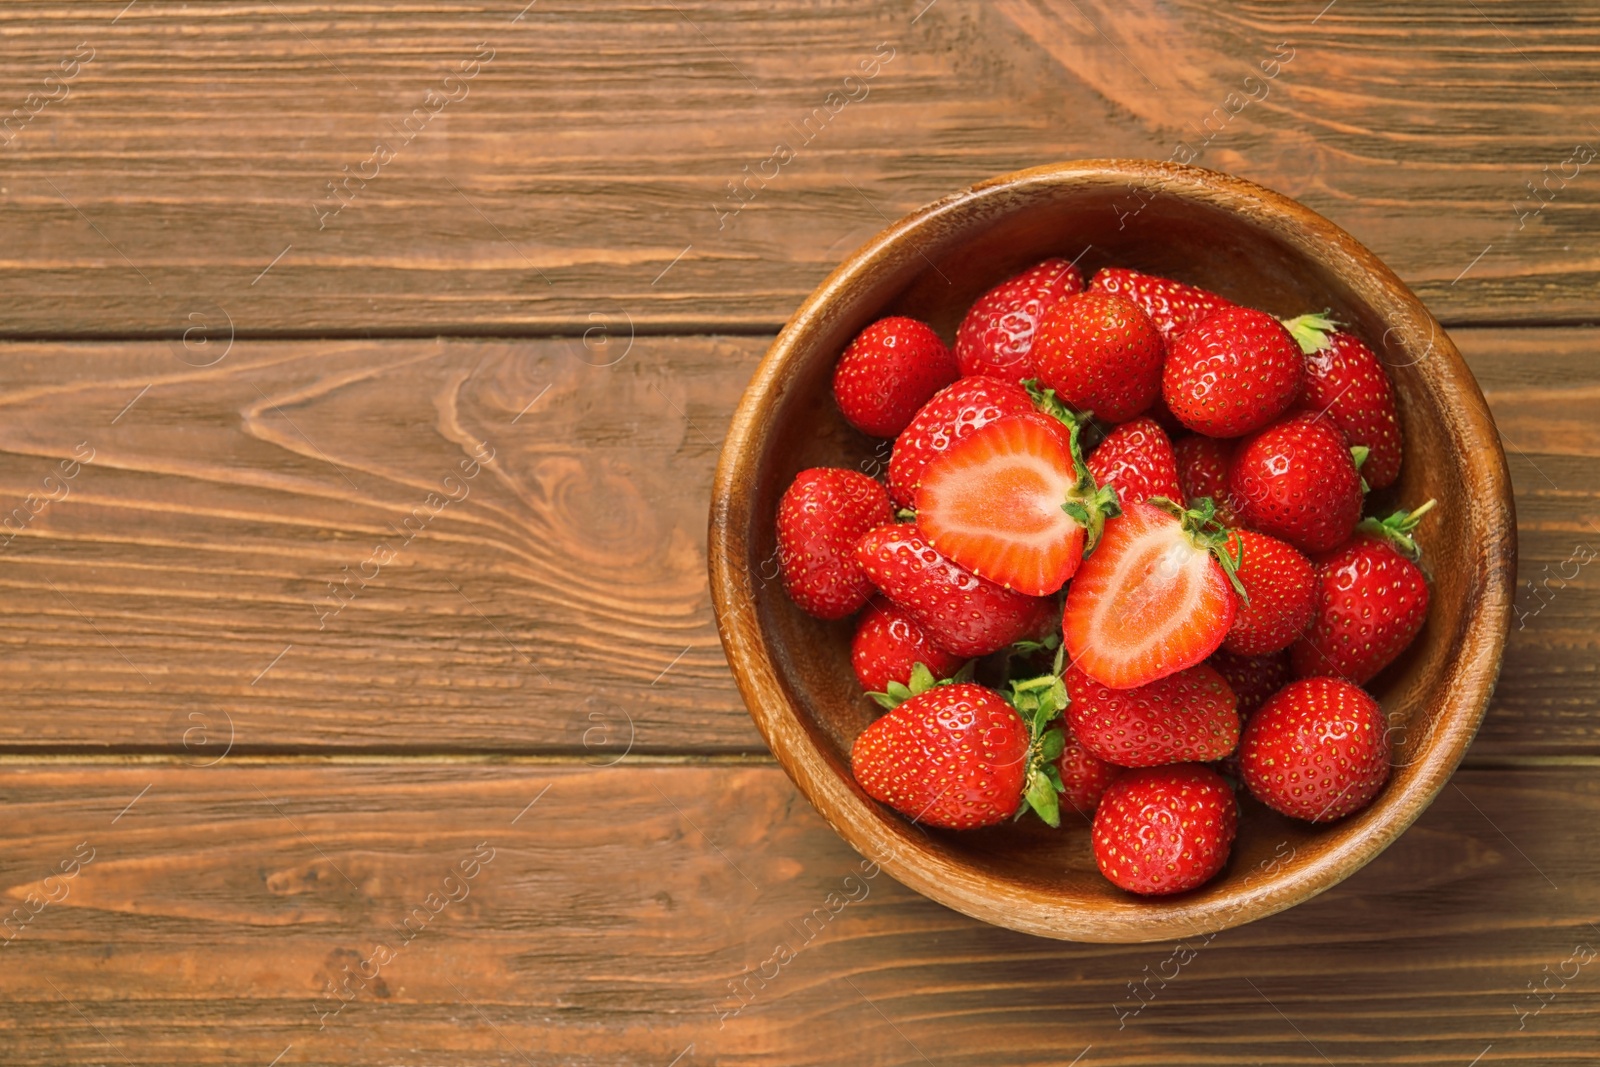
708;161;1516;942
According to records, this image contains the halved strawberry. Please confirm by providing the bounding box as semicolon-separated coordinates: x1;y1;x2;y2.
1064;662;1239;768
887;376;1035;509
1086;416;1182;508
954;258;1085;383
1089;267;1234;342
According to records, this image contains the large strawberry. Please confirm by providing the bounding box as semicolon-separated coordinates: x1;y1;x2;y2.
1086;416;1182;508
1032;291;1165;423
955;258;1084;383
1088;267;1234;342
1207;649;1292;718
1062;499;1243;690
1284;313;1403;490
1172;434;1240;525
851;601;967;693
1222;529;1318;656
1239;676;1391;822
1163;306;1304;438
1064;662;1239;767
854;523;1055;657
1292;502;1435;683
833;316;959;438
776;468;893;619
1228;412;1364;554
1092;763;1238;895
887;375;1035;508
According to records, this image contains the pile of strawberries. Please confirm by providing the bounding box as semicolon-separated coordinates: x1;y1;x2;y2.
774;258;1435;897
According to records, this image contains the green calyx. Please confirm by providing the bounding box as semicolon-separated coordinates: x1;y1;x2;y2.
1149;495;1249;603
1356;498;1437;562
1022;379;1123;557
1281;310;1342;355
1007;670;1071;829
894;506;917;523
866;659;976;710
1351;445;1372;494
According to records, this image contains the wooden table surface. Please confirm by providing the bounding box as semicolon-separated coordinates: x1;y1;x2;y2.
0;3;1596;1064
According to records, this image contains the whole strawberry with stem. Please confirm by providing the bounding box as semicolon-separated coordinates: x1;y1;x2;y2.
1064;662;1240;768
1208;649;1292;718
776;468;893;619
888;375;1035;508
1292;501;1435;684
1164;306;1305;438
955;258;1084;383
1089;267;1233;342
1086;416;1183;508
851;601;968;693
1228;411;1365;554
1222;529;1319;656
1239;676;1391;822
833;316;959;438
1284;312;1404;491
1092;763;1238;895
1032;290;1165;423
1173;434;1240;526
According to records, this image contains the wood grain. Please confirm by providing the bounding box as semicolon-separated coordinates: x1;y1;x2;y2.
0;1;1597;336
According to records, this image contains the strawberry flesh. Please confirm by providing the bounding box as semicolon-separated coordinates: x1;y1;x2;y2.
887;375;1035;509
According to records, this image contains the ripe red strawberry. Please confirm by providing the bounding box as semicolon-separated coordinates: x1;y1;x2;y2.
776;468;893;619
855;523;1055;657
1056;723;1125;817
916;412;1118;596
1086;416;1182;508
1163;306;1305;438
1228;412;1363;554
1172;434;1240;525
1285;314;1403;490
1222;529;1318;656
1239;676;1391;822
1062;499;1242;689
1089;267;1234;342
1292;502;1435;683
954;258;1084;383
1092;764;1238;895
1064;662;1239;768
1208;649;1292;718
851;601;967;693
833;316;959;438
887;375;1035;508
1032;291;1164;423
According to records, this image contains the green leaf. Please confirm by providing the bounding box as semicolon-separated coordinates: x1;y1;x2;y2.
894;506;917;523
1280;310;1340;355
908;662;936;694
1039;727;1066;762
1350;445;1370;470
1355;498;1438;561
867;691;898;710
1024;771;1062;828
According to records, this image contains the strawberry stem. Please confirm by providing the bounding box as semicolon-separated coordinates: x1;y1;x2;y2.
1148;495;1250;602
1024;380;1123;555
1356;498;1437;561
1006;670;1070;829
1281;311;1341;355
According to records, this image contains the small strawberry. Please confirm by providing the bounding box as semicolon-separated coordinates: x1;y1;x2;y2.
855;523;1055;657
1086;416;1183;508
1092;764;1238;895
1228;412;1364;554
1032;291;1165;423
851;601;967;693
1056;722;1125;817
1239;676;1391;822
955;258;1084;383
833;316;959;438
1222;529;1318;656
776;468;893;619
1207;649;1292;718
1062;499;1243;690
888;375;1035;508
1089;267;1234;343
1172;434;1240;526
1163;306;1304;438
1292;502;1435;684
1064;662;1239;768
1284;313;1403;490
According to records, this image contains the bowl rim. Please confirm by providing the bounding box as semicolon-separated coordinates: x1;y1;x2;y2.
708;159;1516;942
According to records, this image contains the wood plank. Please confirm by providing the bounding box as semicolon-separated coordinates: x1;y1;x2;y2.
0;1;1598;335
0;762;1594;1065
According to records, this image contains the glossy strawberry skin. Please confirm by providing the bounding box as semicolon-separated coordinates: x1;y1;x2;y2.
1291;534;1430;683
1086;417;1182;508
1092;764;1238;895
1222;529;1319;656
854;523;1054;657
833;316;959;438
1056;723;1125;817
1164;307;1305;438
1297;329;1403;490
1239;676;1391;822
851;682;1028;830
887;376;1035;509
1089;268;1234;343
1208;649;1293;718
1033;291;1165;423
775;468;894;619
955;258;1085;383
1173;434;1240;525
850;601;967;692
1228;412;1363;554
1064;663;1240;768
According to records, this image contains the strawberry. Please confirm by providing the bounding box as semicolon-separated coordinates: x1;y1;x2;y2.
1228;412;1364;554
1086;416;1182;508
887;375;1035;509
1032;291;1165;423
1064;662;1239;768
1207;649;1292;718
954;258;1084;383
851;601;967;693
833;316;959;438
1292;502;1435;684
1172;434;1240;525
1284;313;1403;490
1221;529;1318;656
855;523;1055;657
1089;267;1234;343
1056;721;1125;817
1163;306;1304;438
1092;764;1238;895
776;468;893;619
1062;499;1243;690
916;411;1118;596
1239;676;1391;822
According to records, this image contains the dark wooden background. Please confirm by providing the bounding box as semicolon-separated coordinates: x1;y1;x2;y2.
0;2;1596;1064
